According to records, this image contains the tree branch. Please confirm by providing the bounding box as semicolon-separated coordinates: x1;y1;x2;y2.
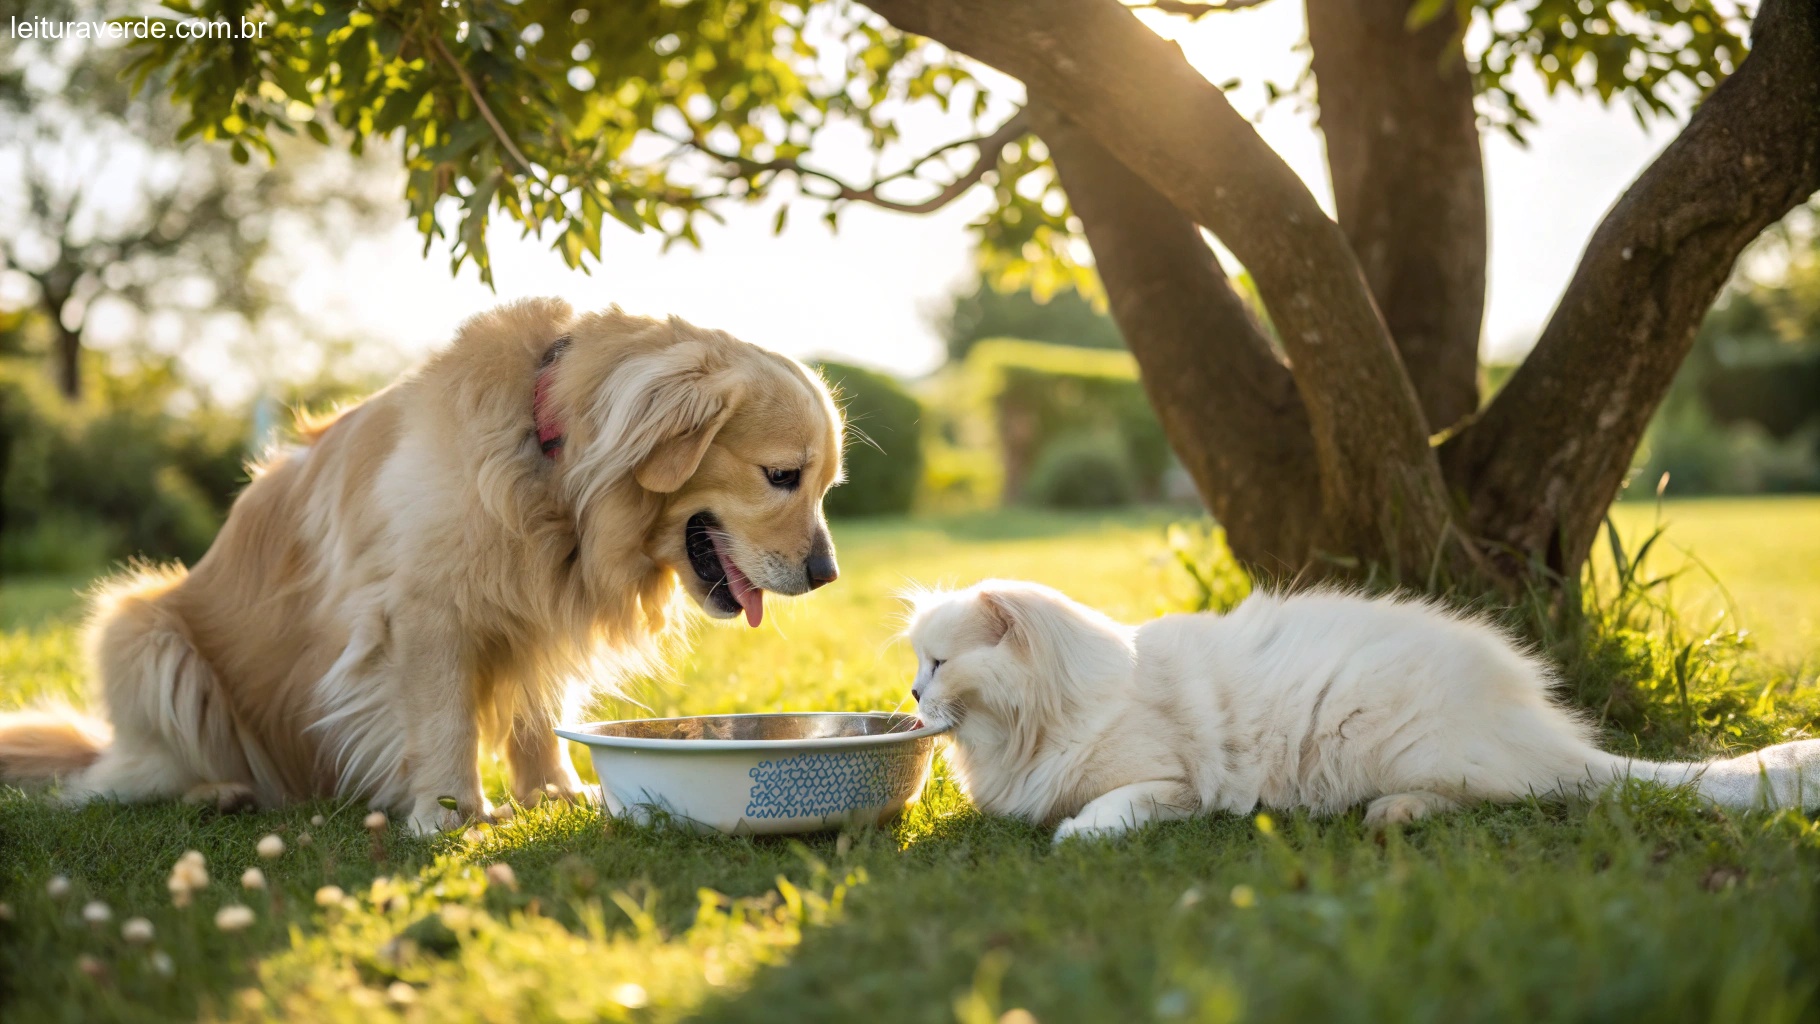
1127;0;1277;17
683;109;1029;215
424;22;539;181
1305;0;1486;432
866;0;1464;570
1443;0;1820;574
1032;102;1321;571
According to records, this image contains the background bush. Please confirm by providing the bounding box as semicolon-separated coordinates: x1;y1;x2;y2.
1024;431;1137;509
1;360;246;573
813;360;925;518
964;340;1172;505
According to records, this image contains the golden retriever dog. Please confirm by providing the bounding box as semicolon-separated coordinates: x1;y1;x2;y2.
0;298;844;833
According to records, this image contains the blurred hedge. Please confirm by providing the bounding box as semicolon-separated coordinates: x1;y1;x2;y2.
813;360;924;518
963;339;1171;507
0;361;246;574
1025;431;1137;508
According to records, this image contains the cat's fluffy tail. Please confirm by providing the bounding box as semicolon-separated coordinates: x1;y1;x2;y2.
1597;739;1820;811
0;705;110;782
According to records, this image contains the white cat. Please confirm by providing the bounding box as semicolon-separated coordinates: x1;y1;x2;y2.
904;580;1820;842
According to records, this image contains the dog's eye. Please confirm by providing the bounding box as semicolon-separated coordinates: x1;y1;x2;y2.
763;467;801;490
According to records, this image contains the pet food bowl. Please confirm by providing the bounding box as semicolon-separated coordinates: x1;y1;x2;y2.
554;712;947;835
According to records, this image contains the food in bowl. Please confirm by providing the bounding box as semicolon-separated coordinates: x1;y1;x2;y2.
555;712;946;835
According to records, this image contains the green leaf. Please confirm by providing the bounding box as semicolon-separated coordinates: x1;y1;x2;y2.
1405;0;1450;29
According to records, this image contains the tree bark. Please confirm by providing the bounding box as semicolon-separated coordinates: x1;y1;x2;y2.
1030;103;1322;572
1305;0;1485;432
1443;0;1820;576
53;324;81;400
869;0;1468;575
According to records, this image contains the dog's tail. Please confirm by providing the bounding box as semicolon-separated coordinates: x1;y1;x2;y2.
0;705;110;782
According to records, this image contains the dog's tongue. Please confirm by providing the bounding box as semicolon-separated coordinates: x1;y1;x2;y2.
719;547;764;627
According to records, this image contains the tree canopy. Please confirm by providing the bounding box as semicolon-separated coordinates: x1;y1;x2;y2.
118;0;1820;588
1;0;391;398
131;0;1740;293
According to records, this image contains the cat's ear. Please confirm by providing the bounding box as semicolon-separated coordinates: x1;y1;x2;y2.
977;589;1025;650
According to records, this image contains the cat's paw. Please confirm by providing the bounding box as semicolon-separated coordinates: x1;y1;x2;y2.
1363;791;1457;828
1052;816;1125;845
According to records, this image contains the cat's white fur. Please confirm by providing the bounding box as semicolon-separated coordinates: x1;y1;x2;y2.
905;580;1820;842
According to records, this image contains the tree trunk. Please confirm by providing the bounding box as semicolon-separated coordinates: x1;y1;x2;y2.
53;324;81;400
1442;0;1820;577
869;0;1471;579
872;0;1820;589
1031;103;1323;571
1305;0;1485;432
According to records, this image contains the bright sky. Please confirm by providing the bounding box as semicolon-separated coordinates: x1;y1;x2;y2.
259;5;1670;381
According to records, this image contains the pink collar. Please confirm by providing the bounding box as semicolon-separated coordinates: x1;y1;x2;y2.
533;336;570;459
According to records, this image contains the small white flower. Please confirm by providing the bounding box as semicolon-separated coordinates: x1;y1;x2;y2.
611;982;648;1008
121;918;155;944
82;900;112;925
168;851;209;906
314;885;345;907
296;831;313;847
484;862;517;890
386;981;418;1005
241;867;267;890
256;834;285;859
363;810;388;831
46;875;71;899
214;904;256;932
149;951;174;976
309;814;326;827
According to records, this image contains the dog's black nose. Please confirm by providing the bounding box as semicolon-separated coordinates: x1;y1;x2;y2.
806;552;839;590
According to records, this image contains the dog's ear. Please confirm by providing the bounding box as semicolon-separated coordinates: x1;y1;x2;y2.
566;339;744;506
635;403;736;493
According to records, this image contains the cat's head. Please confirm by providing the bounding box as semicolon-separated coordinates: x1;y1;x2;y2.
902;579;1133;734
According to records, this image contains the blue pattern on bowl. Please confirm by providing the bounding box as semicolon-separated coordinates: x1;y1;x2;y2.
744;749;927;820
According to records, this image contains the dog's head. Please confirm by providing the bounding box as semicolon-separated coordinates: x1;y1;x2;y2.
901;580;1133;731
555;311;844;627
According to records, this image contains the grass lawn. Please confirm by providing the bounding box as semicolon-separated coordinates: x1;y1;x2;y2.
3;501;1820;1022
1609;496;1820;668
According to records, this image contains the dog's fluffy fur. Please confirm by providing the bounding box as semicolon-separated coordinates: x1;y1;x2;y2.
906;580;1820;842
0;299;845;833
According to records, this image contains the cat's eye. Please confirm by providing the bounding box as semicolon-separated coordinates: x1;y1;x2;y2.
930;659;945;672
763;466;801;490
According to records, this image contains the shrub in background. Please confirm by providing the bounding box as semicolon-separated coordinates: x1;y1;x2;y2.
964;339;1172;504
1024;431;1137;509
1;360;246;574
813;360;924;518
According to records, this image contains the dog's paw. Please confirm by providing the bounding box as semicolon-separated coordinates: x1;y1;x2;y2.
405;795;498;836
510;779;589;810
183;782;258;814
